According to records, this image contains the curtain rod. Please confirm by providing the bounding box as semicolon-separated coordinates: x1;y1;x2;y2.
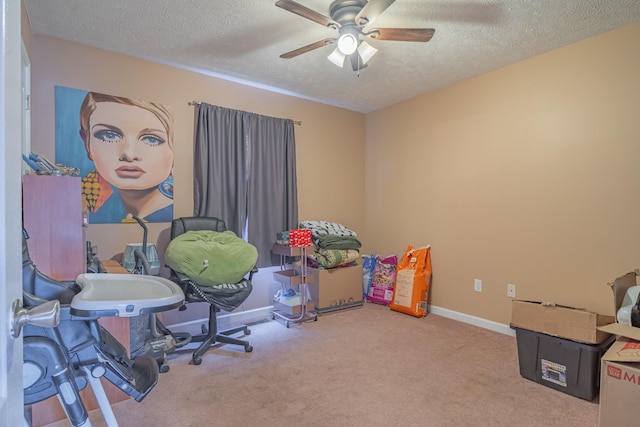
188;101;302;126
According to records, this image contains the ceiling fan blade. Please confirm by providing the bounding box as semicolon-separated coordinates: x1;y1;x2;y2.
355;0;396;26
276;0;340;29
366;28;435;42
349;53;367;71
280;38;336;59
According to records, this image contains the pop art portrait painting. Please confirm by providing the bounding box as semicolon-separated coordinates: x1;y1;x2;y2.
56;86;174;224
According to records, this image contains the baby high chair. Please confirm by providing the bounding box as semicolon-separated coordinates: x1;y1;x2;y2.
21;233;184;427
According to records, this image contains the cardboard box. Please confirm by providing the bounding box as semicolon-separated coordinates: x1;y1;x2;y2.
597;271;640;340
599;338;640;427
597;271;640;427
510;300;614;344
308;264;363;314
513;326;614;400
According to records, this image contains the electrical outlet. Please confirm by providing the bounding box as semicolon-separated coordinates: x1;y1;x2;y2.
474;279;482;292
507;284;516;298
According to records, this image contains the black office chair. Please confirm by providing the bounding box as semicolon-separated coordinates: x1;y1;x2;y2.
21;233;168;427
168;216;257;365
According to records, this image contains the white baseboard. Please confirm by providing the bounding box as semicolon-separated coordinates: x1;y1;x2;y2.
429;305;515;337
168;306;274;331
167;304;515;337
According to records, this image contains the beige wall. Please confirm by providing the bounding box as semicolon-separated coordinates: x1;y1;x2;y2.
365;22;640;324
28;35;365;316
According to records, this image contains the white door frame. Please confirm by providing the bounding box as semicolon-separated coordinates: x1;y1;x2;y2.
0;0;27;425
21;39;31;174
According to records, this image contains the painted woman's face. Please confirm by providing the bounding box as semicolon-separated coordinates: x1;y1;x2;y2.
88;102;173;191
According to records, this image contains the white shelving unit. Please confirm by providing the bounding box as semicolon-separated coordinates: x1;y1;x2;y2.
271;244;318;327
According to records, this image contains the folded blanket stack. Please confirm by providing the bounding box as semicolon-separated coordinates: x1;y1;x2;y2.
298;220;360;248
299;220;361;269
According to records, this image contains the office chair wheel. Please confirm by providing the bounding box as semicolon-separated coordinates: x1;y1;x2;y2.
159;363;170;374
245;344;253;353
192;355;203;366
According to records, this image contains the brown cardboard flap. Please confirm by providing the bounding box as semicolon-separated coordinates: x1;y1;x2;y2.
600;270;640;342
511;300;614;344
608;271;638;314
598;323;640;343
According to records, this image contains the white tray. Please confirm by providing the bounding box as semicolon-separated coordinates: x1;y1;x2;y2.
71;273;184;317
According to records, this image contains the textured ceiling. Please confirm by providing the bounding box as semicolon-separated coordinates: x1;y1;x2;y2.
24;0;640;113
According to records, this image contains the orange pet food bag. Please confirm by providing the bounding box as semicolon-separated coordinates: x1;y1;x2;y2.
390;245;432;317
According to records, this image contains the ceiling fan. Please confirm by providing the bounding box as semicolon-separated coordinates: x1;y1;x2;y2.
276;0;435;71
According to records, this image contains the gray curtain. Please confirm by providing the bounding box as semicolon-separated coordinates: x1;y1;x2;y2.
193;103;298;268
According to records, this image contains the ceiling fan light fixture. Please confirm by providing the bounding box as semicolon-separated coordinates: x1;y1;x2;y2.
327;47;346;67
277;0;437;73
357;40;378;65
337;33;358;55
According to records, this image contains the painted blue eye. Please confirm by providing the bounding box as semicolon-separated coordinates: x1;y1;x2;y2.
141;135;166;146
94;129;122;143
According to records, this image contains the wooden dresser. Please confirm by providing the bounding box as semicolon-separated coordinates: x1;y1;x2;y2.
22;174;86;280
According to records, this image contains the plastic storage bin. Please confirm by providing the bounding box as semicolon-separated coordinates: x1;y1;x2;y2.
513;326;615;400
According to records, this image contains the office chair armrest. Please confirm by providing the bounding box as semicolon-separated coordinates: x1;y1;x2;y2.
170;270;192;284
249;265;258;280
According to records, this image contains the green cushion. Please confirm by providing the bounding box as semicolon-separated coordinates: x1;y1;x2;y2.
165;230;258;286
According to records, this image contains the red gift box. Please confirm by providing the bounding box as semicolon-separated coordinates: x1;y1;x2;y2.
289;229;312;247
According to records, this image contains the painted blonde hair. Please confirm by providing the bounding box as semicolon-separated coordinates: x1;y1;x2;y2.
79;91;174;158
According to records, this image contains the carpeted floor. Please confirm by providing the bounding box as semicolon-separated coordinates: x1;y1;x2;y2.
44;302;600;427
